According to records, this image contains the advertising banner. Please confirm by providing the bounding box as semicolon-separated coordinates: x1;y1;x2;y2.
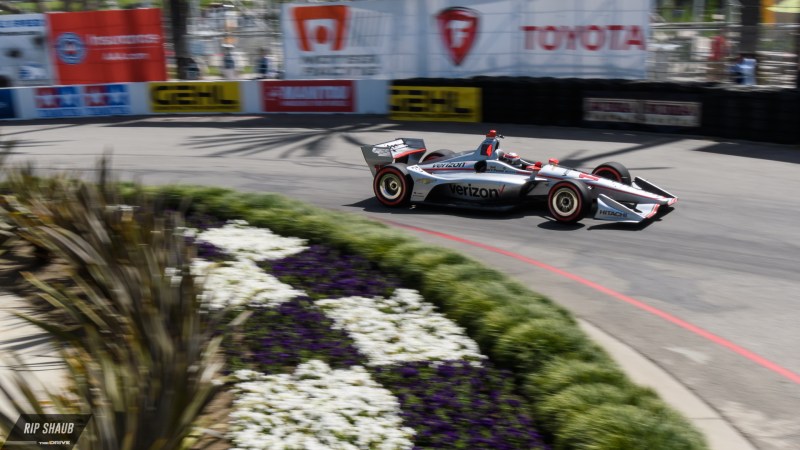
390;86;481;122
281;1;399;79
641;100;701;127
34;83;132;118
282;0;648;80
0;89;17;119
149;82;241;113
583;98;639;123
584;97;701;127
0;14;55;87
47;9;167;85
263;80;354;112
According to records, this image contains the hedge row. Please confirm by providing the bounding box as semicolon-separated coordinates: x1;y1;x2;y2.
395;77;800;144
145;185;709;450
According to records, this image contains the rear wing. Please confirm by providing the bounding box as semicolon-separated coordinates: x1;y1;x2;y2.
361;138;426;176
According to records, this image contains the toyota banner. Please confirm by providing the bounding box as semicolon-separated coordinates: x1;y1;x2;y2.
282;0;649;80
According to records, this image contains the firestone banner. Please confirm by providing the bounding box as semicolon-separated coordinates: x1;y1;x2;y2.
282;0;649;80
47;9;167;85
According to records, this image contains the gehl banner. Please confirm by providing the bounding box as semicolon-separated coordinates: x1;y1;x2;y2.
1;414;91;450
149;82;242;113
390;86;481;122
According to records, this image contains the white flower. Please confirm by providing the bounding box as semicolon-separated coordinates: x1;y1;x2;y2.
196;221;308;262
195;258;304;310
228;361;415;450
316;289;485;365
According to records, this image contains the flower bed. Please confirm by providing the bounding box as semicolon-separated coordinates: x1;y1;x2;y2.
194;221;548;449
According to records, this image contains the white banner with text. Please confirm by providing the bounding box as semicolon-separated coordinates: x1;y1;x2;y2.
282;0;649;80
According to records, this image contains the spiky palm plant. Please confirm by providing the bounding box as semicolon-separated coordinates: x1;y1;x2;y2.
0;159;233;450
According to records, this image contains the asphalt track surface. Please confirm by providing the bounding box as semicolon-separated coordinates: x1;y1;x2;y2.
1;115;799;450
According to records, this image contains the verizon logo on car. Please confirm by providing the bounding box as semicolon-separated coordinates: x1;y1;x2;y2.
449;183;505;199
263;80;354;113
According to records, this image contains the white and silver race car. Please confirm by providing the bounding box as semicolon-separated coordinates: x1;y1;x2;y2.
361;130;678;224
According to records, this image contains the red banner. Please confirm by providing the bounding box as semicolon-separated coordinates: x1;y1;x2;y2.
47;9;166;85
262;80;355;112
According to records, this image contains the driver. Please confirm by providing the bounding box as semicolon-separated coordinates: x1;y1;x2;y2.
499;151;522;166
497;149;541;171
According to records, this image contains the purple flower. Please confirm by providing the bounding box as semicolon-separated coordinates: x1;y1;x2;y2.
265;245;401;299
374;360;548;449
221;297;367;374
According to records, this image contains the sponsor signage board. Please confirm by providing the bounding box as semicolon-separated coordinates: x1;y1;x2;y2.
0;14;55;87
149;82;241;113
390;86;481;122
0;89;17;119
34;84;132;118
642;100;701;127
584;97;701;127
583;98;639;123
282;0;649;79
263;80;355;112
48;9;167;85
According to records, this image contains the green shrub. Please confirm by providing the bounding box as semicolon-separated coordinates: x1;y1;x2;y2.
494;318;599;374
537;383;661;432
475;301;571;351
557;403;708;450
525;358;629;399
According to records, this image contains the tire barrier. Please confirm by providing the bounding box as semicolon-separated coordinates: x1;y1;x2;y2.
391;78;800;145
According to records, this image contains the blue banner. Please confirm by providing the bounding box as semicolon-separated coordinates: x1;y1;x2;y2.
0;89;16;119
35;84;131;118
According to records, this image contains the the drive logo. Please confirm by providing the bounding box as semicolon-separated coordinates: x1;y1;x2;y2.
292;5;349;52
436;7;479;66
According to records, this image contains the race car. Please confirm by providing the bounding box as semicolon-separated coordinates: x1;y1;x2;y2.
361;130;678;224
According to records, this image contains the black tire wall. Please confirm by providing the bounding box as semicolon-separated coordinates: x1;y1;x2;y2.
392;78;800;145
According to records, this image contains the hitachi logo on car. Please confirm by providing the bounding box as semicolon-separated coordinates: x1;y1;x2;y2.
280;86;350;100
449;183;505;199
599;209;627;218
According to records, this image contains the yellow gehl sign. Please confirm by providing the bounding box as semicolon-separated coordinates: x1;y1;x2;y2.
390;86;481;122
149;82;241;113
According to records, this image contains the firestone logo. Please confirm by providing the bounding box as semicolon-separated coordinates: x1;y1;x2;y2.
436;7;479;66
292;5;349;52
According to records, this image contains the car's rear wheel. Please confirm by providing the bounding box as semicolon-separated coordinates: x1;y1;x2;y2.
548;180;592;223
592;162;631;185
420;149;455;163
374;165;412;207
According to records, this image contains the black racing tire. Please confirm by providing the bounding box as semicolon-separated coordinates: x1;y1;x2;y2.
420;149;455;163
592;161;631;185
373;164;413;207
548;180;593;223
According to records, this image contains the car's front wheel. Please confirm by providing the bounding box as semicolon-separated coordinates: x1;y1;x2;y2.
592;161;631;185
374;165;413;207
547;180;592;223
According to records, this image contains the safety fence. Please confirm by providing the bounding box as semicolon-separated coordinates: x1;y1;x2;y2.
2;77;798;145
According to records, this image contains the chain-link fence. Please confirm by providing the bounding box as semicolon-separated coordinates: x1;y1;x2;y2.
648;21;799;87
179;2;798;87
